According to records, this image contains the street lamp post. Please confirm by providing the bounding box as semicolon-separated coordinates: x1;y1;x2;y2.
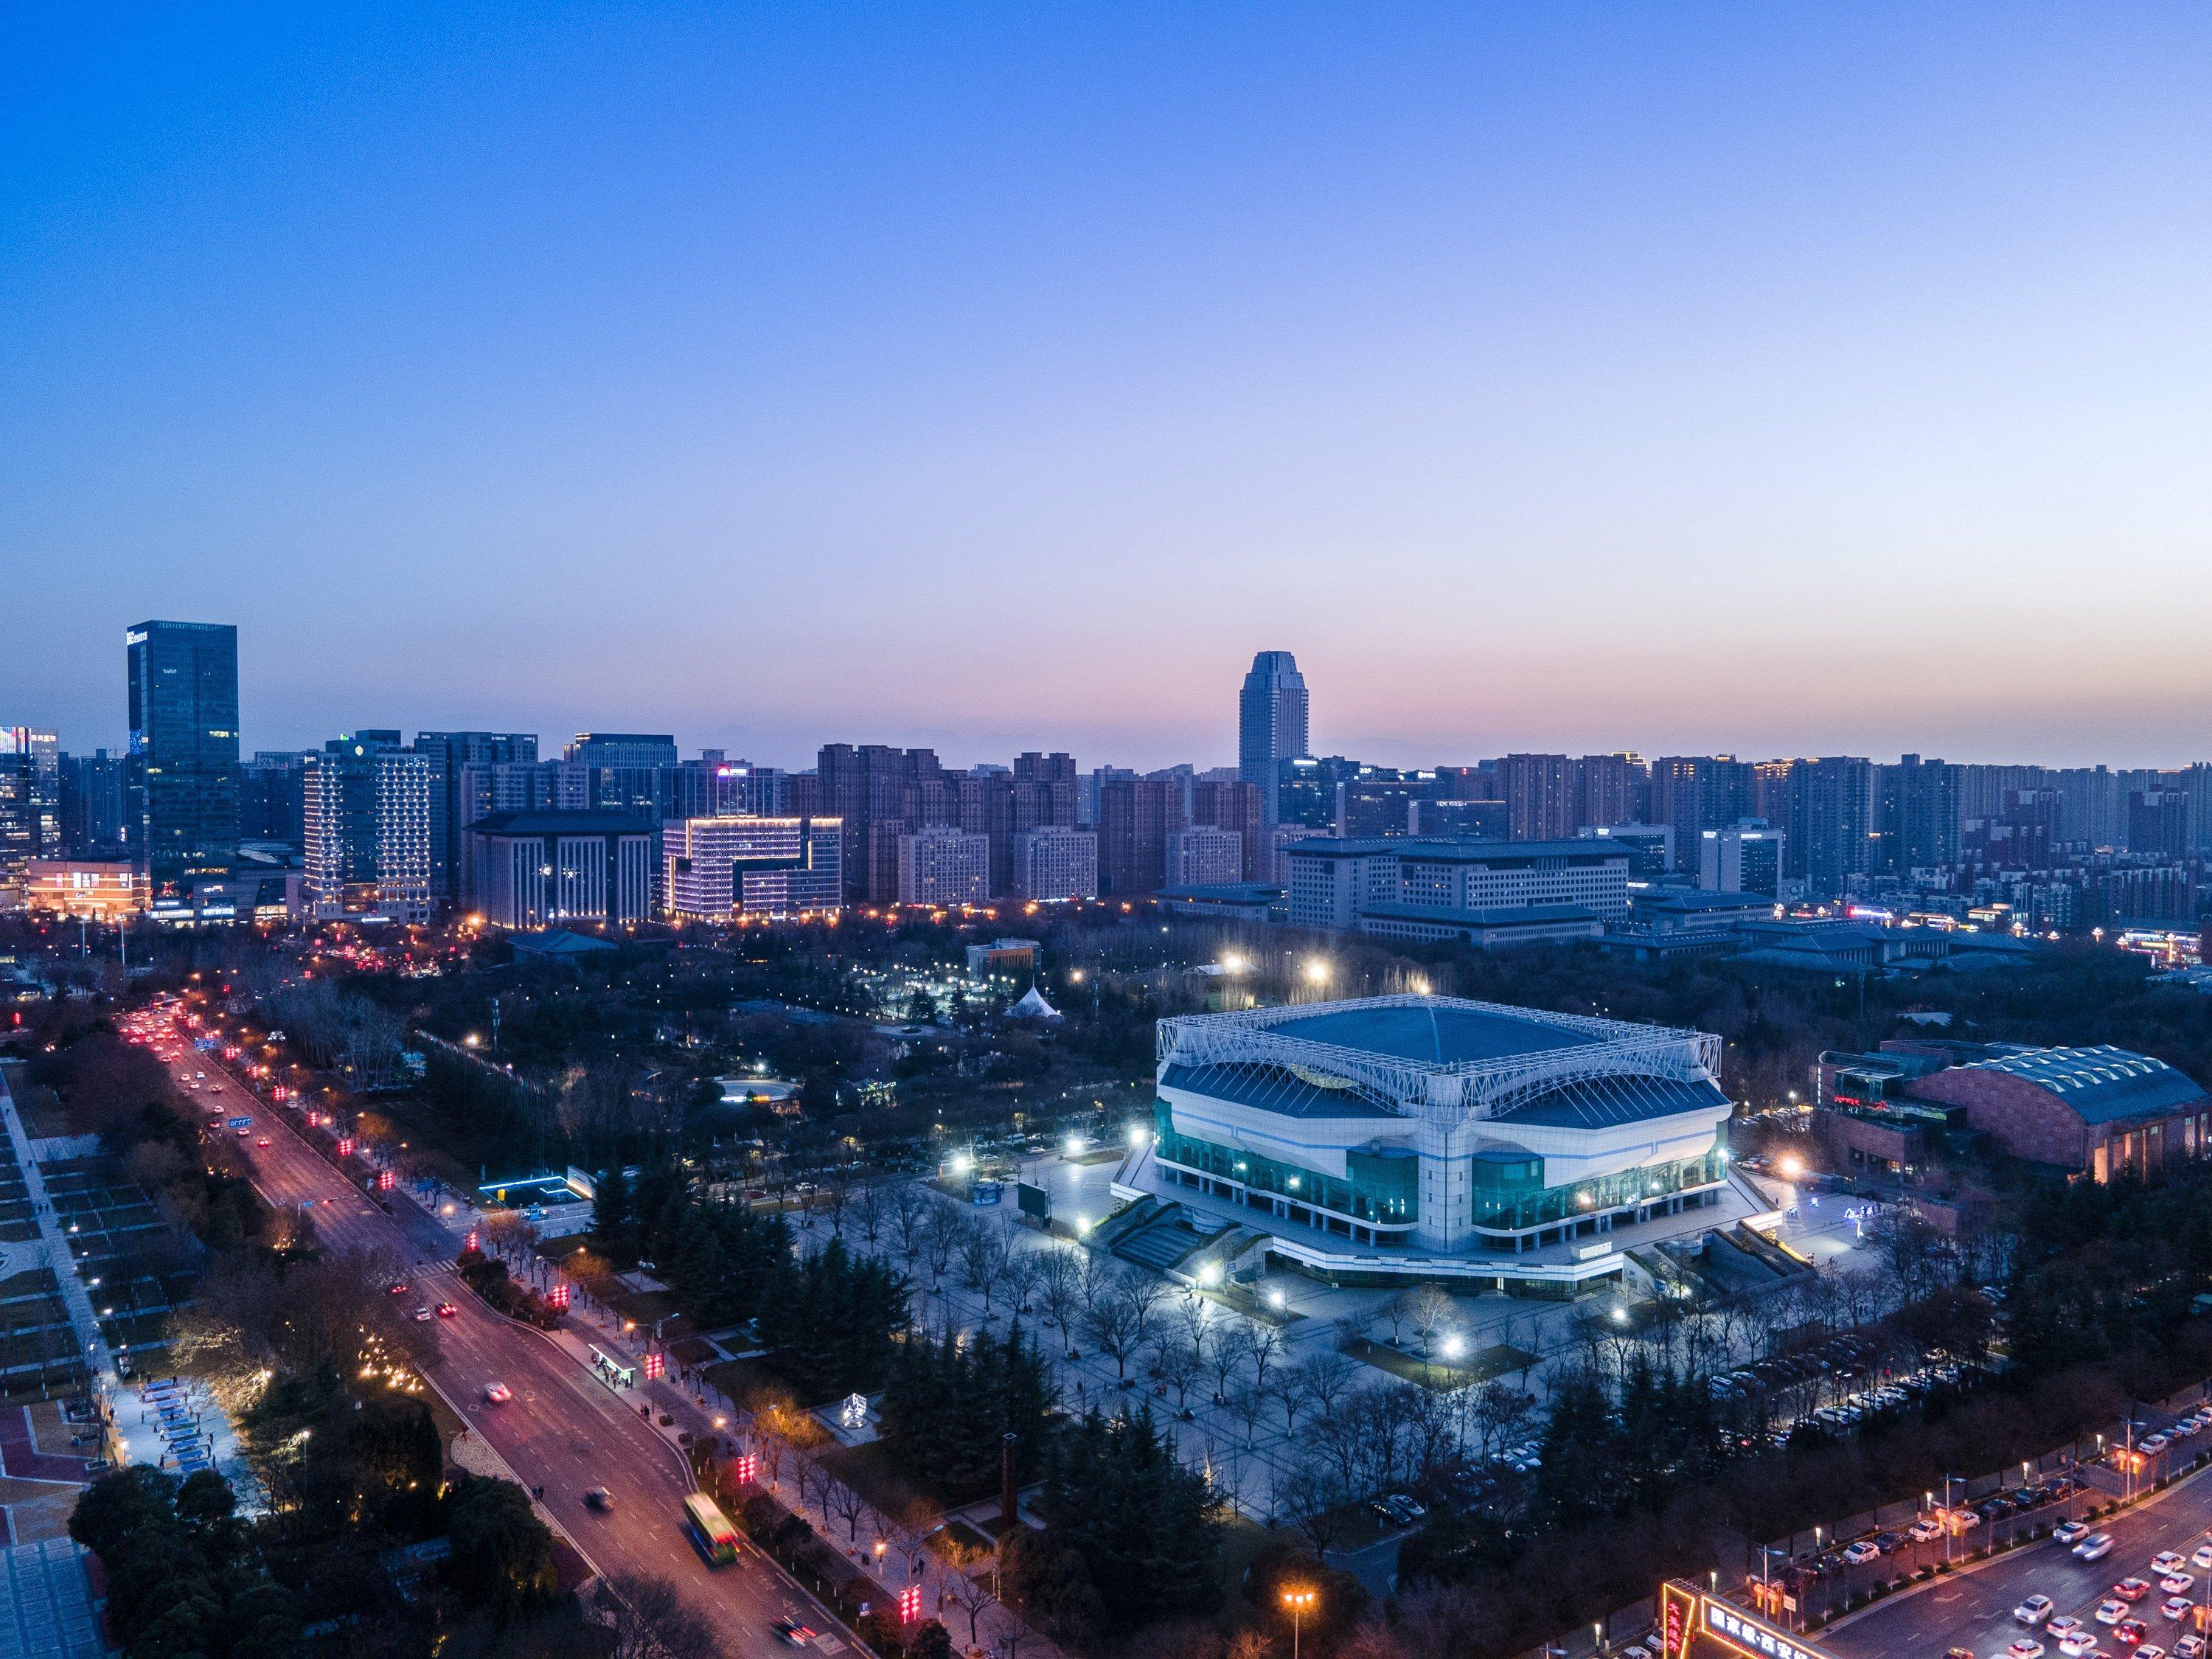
1282;1588;1316;1659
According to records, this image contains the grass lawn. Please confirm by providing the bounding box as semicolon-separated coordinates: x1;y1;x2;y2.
1349;1338;1535;1388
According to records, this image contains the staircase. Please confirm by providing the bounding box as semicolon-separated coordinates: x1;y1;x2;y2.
1112;1213;1207;1273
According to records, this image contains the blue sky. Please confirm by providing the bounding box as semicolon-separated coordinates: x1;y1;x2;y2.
5;4;2210;768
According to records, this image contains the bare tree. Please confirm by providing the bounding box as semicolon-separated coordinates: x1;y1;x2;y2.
820;1162;858;1239
936;1538;1000;1646
1378;1290;1413;1346
959;1220;1011;1316
1407;1284;1454;1358
793;1450;834;1519
922;1207;964;1290
1228;1382;1270;1446
1082;1284;1148;1382
1276;1461;1351;1560
1246;1321;1286;1393
1000;1246;1043;1315
1155;1338;1207;1415
1035;1249;1083;1350
1206;1322;1255;1404
827;1473;871;1543
888;1185;931;1272
594;1573;721;1659
1121;1272;1169;1347
1270;1369;1315;1435
1301;1349;1359;1421
852;1183;888;1248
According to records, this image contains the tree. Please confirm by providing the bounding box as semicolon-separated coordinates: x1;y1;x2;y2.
1029;1408;1221;1638
1301;1350;1359;1421
936;1536;1000;1646
446;1473;560;1625
1035;1250;1084;1350
595;1573;721;1659
1156;1338;1207;1414
959;1222;1010;1316
1276;1461;1351;1560
1082;1284;1147;1382
1407;1284;1454;1358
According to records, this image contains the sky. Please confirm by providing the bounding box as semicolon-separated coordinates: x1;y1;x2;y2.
5;3;2212;771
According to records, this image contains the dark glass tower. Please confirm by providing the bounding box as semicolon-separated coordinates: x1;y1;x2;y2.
127;620;240;891
1237;650;1309;828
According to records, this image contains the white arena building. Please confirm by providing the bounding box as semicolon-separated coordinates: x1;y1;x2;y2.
1121;994;1741;1294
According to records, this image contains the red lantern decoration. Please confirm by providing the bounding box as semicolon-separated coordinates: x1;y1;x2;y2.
643;1351;666;1381
549;1282;571;1310
376;1169;394;1192
899;1585;922;1624
462;1229;479;1253
735;1453;758;1484
336;1137;355;1158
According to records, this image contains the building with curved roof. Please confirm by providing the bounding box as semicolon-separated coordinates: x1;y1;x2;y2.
1137;993;1736;1290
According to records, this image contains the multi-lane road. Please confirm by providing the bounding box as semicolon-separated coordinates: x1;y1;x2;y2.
141;1015;838;1659
1829;1468;2212;1659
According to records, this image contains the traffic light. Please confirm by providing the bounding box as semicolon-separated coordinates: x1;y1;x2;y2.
898;1585;922;1624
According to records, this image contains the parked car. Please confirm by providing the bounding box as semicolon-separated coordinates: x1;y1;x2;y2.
1843;1540;1882;1566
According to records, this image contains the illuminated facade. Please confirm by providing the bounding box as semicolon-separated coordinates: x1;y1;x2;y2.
664;815;842;919
1012;826;1098;902
303;735;434;922
896;827;989;907
1137;994;1733;1288
22;860;146;921
125;620;240;891
466;810;655;929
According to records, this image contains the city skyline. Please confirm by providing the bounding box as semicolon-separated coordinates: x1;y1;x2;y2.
7;6;2212;765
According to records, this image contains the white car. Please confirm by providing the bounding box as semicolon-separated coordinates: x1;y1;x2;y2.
2059;1632;2101;1658
2080;1536;2118;1562
2155;1555;2191;1579
2163;1601;2194;1624
2196;1547;2212;1573
2143;1436;2171;1455
2017;1600;2055;1627
2140;1647;2169;1659
1910;1517;1944;1543
2052;1620;2087;1640
2059;1523;2092;1545
2174;1638;2205;1659
484;1382;511;1404
1843;1540;1882;1565
2098;1602;2129;1627
2011;1642;2048;1659
2163;1576;2195;1598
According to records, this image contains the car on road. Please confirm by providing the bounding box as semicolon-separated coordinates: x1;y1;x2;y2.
2155;1555;2191;1578
2174;1636;2205;1659
2163;1576;2195;1597
436;1303;457;1318
585;1488;614;1512
2011;1641;2049;1659
411;1306;431;1322
484;1382;511;1404
2059;1631;2100;1657
2050;1618;2085;1639
2140;1647;2169;1659
2197;1547;2212;1572
2118;1623;2150;1647
2100;1603;2131;1627
2080;1536;2118;1562
2119;1581;2155;1603
2059;1523;2092;1545
2165;1602;2197;1624
256;1137;271;1148
389;1281;409;1295
775;1618;818;1646
1843;1540;1881;1565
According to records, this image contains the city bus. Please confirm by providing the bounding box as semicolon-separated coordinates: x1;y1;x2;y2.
682;1492;739;1566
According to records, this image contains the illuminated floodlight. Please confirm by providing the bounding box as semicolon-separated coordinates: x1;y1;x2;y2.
1126;1124;1149;1147
1065;1135;1084;1156
1220;953;1245;974
1439;1332;1466;1361
1197;1262;1222;1287
1777;1153;1806;1180
948;1152;973;1176
1266;1287;1287;1310
1302;959;1330;985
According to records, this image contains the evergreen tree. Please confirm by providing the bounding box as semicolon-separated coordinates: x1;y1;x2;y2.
1027;1408;1221;1635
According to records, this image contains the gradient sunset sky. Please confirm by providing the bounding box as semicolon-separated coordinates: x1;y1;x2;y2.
6;4;2211;769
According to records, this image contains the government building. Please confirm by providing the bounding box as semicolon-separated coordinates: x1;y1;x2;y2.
1119;993;1740;1293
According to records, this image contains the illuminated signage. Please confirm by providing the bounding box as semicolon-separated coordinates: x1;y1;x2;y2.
1656;1584;1836;1659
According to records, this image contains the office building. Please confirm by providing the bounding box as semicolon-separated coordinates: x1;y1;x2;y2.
1190;778;1263;881
1098;777;1185;895
414;731;538;901
1165;826;1245;888
1137;994;1732;1288
240;751;310;845
897;827;990;907
815;743;955;905
1012;826;1098;902
710;762;788;817
302;734;434;922
562;733;678;768
1584;823;1674;878
1284;836;1630;944
1336;771;1436;839
1238;651;1309;827
0;755;34;900
467;810;656;929
662;814;841;919
1699;820;1783;897
0;730;60;856
60;750;128;857
1414;798;1509;839
126;619;241;891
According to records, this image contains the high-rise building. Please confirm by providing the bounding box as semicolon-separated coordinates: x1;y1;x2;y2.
414;731;538;901
817;743;951;904
0;729;60;857
1189;779;1264;881
0;754;35;899
1164;826;1245;888
1336;771;1436;839
1878;755;1960;875
709;762;788;817
897;827;990;907
1238;651;1309;827
1787;757;1876;897
1502;754;1575;841
467;811;657;928
126;620;241;891
60;750;128;857
1572;753;1646;832
1098;778;1185;896
562;733;678;768
1012;826;1098;901
2129;790;2191;859
240;751;310;845
662;814;841;919
302;733;433;922
1699;820;1783;897
1649;756;1756;871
